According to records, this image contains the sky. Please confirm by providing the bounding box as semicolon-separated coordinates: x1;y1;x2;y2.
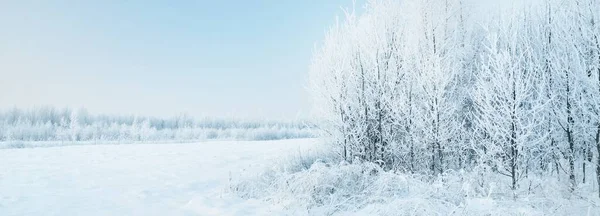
0;0;365;120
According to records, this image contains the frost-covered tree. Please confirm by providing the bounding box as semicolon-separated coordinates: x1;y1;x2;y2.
473;10;548;189
69;111;80;142
309;0;600;194
568;0;600;196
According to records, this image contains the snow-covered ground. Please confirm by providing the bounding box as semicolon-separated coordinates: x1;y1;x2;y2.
0;139;319;216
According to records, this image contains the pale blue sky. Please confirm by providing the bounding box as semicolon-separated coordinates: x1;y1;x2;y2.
0;0;364;120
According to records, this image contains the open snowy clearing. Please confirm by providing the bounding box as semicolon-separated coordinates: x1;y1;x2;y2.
0;139;319;216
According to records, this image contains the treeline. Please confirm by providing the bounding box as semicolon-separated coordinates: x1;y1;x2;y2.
309;0;600;195
0;106;315;143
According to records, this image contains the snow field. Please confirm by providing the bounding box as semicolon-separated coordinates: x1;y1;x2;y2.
0;139;319;216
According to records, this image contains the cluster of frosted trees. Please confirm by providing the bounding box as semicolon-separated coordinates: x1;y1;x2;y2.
310;0;600;194
0;107;315;142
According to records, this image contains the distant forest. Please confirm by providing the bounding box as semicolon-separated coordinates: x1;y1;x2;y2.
0;107;315;143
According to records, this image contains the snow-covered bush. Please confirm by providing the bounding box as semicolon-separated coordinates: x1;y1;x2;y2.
232;156;600;215
233;160;406;214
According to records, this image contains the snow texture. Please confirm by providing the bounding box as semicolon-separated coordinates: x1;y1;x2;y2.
0;139;318;216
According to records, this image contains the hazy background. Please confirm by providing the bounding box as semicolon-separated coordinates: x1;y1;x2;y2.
0;0;365;120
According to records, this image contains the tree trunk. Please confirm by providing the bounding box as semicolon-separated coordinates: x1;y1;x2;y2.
594;31;600;199
510;66;518;190
596;124;600;198
511;120;518;190
566;69;576;191
567;120;576;191
436;98;443;174
583;144;586;184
